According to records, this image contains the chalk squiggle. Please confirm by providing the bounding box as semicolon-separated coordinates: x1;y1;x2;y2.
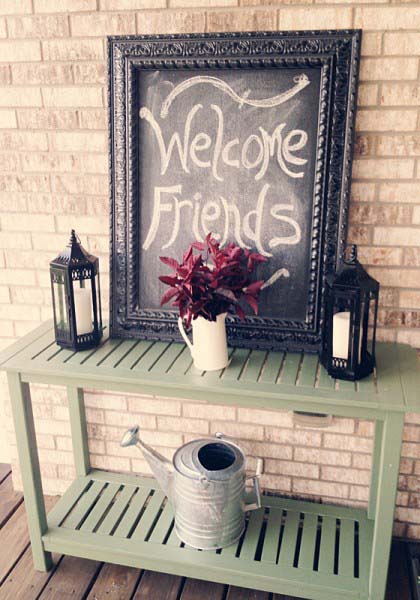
160;74;310;119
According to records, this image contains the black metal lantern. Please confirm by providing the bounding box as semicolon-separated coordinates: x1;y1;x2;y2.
50;230;103;350
321;245;379;381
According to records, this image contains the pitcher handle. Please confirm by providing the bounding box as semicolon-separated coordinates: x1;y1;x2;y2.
178;317;194;353
244;458;263;512
215;432;263;512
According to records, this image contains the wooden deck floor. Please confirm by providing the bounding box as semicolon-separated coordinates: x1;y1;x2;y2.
0;464;413;600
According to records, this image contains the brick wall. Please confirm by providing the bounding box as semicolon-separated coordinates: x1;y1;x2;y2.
0;0;419;537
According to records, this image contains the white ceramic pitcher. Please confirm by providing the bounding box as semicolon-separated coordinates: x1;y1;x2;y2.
178;313;229;371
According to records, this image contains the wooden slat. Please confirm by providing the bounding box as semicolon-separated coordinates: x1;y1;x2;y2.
97;485;139;536
148;500;174;544
65;329;111;365
166;345;192;375
338;518;355;578
131;491;165;540
84;338;123;367
239;510;265;560
240;351;267;384
0;463;11;484
357;372;375;394
38;555;101;599
0;545;61;599
118;340;154;370
48;477;91;529
79;483;121;533
62;481;105;530
132;342;170;372
278;510;300;567
317;365;335;390
87;563;141;599
259;352;283;384
0;474;23;528
113;487;151;538
165;524;182;547
98;340;139;368
337;379;356;393
0;320;52;367
222;349;250;382
48;348;75;364
133;571;183;600
297;354;319;387
279;352;302;386
180;578;225;600
227;586;270;600
150;344;186;374
298;513;318;570
261;508;283;564
318;516;337;574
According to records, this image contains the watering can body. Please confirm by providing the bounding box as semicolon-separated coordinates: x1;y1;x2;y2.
121;427;263;550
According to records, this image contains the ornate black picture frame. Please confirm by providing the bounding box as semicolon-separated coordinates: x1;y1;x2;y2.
108;30;361;351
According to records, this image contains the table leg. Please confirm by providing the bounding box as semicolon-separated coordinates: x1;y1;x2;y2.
369;411;404;600
67;387;90;477
368;419;384;520
7;372;52;571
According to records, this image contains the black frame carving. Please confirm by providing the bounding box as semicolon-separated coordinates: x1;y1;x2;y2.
108;30;361;352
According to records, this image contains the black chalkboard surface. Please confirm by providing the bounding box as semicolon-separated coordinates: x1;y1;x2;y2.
109;31;361;351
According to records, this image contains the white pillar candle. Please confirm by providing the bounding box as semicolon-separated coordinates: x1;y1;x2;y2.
333;311;350;360
74;287;93;335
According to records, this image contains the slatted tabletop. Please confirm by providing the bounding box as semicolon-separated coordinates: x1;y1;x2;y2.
0;321;418;419
42;469;372;600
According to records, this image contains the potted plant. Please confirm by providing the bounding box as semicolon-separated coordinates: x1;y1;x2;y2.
159;233;267;371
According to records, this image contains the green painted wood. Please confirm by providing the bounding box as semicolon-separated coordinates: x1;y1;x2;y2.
88;469;155;488
359;517;374;599
239;510;265;560
318;516;337;574
67;387;90;477
298;512;318;571
279;353;302;386
297;354;319;388
222;349;250;382
369;411;405;599
148;500;174;544
376;343;404;400
317;365;336;390
7;372;52;571
47;477;91;529
166;345;193;376
338;519;355;578
259;352;283;384
98;339;139;368
132;342;171;372
368;419;383;521
42;526;362;599
150;344;186;375
277;510;300;568
357;372;376;394
63;481;105;530
113;487;151;538
118;340;153;370
165;524;182;547
66;329;110;365
97;485;138;536
240;350;267;384
131;491;165;540
85;338;123;367
397;343;420;411
260;508;283;564
79;483;121;533
0;319;52;367
48;347;75;364
337;380;356;393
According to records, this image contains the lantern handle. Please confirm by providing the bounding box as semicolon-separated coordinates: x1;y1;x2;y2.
343;244;358;265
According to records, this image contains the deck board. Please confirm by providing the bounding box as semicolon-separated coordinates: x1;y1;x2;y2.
0;464;412;599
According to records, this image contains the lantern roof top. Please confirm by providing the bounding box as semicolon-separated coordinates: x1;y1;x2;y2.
329;245;379;291
50;230;97;269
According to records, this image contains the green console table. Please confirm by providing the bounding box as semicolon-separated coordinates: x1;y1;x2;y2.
0;321;419;600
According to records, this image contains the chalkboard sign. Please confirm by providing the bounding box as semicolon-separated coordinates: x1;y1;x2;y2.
109;30;361;351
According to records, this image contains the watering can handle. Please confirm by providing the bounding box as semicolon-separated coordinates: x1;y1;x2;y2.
178;317;194;353
215;432;263;512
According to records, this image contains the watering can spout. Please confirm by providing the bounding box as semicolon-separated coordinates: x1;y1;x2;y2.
120;425;174;498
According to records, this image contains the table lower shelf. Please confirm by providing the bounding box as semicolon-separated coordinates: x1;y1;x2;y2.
43;469;373;600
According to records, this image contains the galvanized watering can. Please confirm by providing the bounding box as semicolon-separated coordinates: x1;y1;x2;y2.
121;426;264;550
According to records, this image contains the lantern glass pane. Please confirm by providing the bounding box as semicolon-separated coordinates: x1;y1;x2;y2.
73;278;93;336
53;279;69;332
332;310;351;360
